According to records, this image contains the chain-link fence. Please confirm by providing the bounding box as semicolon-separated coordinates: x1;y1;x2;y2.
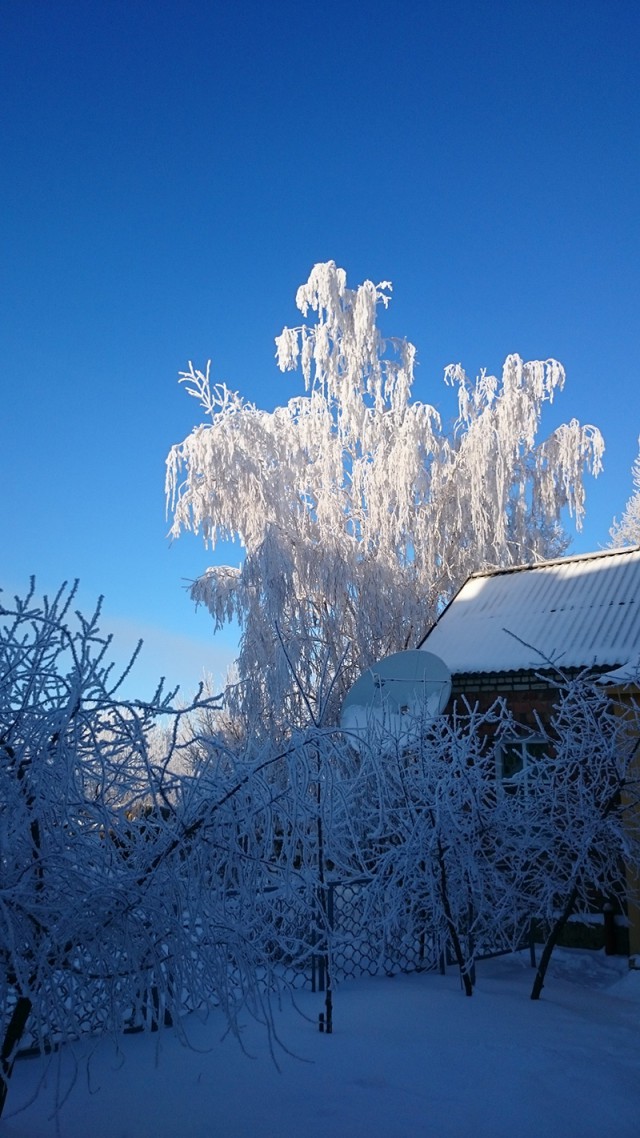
11;876;439;1058
279;877;440;991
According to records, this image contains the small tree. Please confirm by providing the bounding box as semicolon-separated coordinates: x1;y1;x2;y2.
520;672;640;999
0;581;323;1118
166;261;604;736
359;699;529;996
610;438;640;547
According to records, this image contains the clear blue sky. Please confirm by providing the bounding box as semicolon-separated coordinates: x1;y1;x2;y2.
2;0;639;699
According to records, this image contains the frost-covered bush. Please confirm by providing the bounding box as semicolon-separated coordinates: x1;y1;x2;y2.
342;672;640;1000
0;581;319;1116
518;672;640;998
349;699;526;995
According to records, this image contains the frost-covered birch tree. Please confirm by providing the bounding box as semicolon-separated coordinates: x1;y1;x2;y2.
610;438;640;547
166;261;604;733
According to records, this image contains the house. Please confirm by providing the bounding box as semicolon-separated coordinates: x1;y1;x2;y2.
418;545;640;956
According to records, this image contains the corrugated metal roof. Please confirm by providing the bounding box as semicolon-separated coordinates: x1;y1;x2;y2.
420;547;640;675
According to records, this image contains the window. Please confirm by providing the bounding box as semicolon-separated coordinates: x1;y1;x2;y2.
497;738;547;794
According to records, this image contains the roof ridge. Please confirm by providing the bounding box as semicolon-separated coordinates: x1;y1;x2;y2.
468;545;640;580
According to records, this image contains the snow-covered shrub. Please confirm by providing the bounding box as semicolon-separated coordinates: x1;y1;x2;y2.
517;672;640;998
351;699;528;995
0;581;312;1116
339;670;640;1000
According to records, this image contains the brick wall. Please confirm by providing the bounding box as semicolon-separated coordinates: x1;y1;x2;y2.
448;669;561;728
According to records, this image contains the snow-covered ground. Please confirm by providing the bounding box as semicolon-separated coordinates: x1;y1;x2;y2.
4;949;640;1138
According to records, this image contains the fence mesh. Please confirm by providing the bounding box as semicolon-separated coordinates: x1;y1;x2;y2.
10;876;441;1058
280;877;440;990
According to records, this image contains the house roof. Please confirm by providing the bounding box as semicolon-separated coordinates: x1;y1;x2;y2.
419;546;640;676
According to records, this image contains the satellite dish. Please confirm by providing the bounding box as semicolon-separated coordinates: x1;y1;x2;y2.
340;649;452;751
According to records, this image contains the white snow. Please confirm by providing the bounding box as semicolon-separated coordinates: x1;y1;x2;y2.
421;546;640;675
5;949;640;1138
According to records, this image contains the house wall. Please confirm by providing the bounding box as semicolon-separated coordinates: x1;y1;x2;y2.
448;670;558;728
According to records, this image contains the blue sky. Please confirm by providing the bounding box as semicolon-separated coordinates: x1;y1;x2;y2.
2;0;639;699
